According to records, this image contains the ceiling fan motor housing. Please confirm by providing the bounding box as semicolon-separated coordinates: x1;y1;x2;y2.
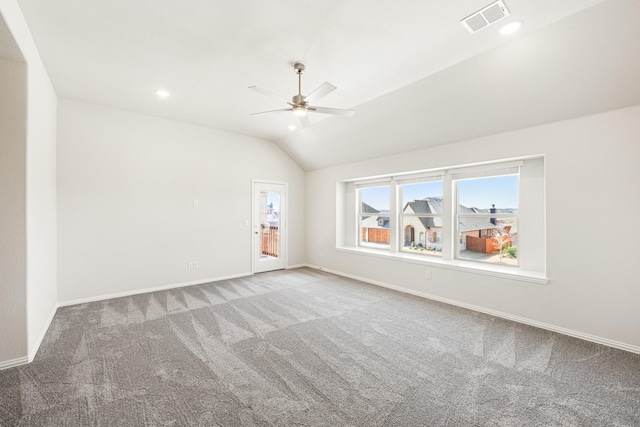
292;94;306;105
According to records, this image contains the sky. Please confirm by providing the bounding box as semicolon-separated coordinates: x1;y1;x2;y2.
403;181;442;206
265;192;280;211
361;175;518;211
459;175;518;209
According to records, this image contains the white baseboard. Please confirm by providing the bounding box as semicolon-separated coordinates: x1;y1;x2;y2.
305;264;640;355
58;272;253;307
0;356;30;371
1;303;59;371
28;303;58;362
286;264;306;269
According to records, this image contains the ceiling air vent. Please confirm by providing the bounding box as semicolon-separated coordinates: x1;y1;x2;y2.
461;0;511;33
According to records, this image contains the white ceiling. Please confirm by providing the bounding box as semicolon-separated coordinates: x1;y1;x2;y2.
13;0;640;170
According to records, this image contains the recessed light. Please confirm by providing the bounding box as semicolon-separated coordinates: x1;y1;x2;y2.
498;20;522;35
155;89;170;98
288;125;297;131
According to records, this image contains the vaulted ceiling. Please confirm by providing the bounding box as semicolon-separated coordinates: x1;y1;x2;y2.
15;0;640;170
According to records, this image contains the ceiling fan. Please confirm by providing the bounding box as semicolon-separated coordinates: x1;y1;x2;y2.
249;63;355;127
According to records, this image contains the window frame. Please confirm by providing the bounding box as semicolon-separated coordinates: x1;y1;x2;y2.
453;171;520;266
356;182;391;250
340;158;548;283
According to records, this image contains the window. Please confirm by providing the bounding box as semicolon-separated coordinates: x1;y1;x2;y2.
399;178;443;257
358;185;390;249
456;173;519;266
338;156;546;280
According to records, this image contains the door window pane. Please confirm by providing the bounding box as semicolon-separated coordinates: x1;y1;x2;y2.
260;191;280;259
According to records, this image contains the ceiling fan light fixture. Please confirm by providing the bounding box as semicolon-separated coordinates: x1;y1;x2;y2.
292;105;307;117
155;89;170;98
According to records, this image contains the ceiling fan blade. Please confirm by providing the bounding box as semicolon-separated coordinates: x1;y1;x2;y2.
308;106;355;117
250;108;292;116
298;114;311;128
248;86;293;105
305;82;337;103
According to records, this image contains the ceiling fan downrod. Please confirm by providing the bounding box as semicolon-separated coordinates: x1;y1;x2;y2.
293;63;306;106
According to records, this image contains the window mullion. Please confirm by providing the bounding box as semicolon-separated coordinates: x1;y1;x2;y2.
356;188;363;247
442;174;454;260
389;179;398;253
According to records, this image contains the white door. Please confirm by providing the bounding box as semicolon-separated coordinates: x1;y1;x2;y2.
253;181;287;273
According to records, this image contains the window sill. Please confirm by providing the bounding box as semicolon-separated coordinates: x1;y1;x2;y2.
335;246;549;285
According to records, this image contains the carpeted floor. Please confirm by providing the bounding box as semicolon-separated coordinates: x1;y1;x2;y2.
1;267;639;426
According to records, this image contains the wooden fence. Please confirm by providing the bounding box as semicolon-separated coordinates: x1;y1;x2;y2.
466;235;511;253
261;225;279;257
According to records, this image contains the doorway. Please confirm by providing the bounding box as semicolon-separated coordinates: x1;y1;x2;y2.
252;181;287;273
404;225;415;246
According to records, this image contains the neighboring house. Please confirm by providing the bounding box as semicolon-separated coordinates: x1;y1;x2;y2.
401;198;515;253
402;198;444;250
361;198;516;253
457;203;503;252
361;203;390;244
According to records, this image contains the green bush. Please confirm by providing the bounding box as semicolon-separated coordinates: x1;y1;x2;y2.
504;245;517;259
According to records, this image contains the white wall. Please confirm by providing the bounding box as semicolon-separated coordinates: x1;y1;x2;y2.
0;57;28;364
25;51;58;356
1;0;58;368
57;99;305;303
307;104;640;351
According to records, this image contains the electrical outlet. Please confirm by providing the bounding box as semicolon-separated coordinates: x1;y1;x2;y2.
193;261;199;269
188;262;194;270
424;271;431;280
193;199;199;207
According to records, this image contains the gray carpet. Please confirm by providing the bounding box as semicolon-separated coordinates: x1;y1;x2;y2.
1;268;639;426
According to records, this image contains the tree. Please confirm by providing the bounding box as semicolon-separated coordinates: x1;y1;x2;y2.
491;223;512;263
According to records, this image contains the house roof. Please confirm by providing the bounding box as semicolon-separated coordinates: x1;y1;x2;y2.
361;215;389;230
459;218;498;233
404;198;443;229
404;197;498;232
361;202;380;214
